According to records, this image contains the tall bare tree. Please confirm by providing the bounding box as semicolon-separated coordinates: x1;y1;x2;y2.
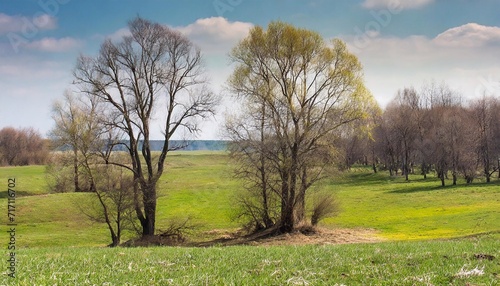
73;17;218;237
227;22;377;232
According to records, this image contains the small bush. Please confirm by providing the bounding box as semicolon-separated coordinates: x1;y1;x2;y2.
310;193;340;226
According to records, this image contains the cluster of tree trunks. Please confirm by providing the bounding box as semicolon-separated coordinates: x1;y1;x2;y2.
338;82;500;186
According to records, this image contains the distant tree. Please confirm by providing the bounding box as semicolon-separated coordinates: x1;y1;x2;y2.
376;81;500;186
49;90;104;192
0;127;48;166
227;22;377;232
424;83;464;186
335;110;380;172
50;90;136;246
0;127;18;166
383;87;420;180
336;125;365;170
374;117;400;176
470;96;500;183
73;17;218;237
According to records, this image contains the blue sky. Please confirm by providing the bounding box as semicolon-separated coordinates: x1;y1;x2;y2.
1;0;500;139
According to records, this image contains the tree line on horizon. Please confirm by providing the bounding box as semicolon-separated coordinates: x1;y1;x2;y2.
0;127;48;166
337;83;500;186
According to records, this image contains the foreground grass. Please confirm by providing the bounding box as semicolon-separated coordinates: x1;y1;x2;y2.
2;234;499;285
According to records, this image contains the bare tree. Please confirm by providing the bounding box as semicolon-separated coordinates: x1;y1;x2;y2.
470;96;500;183
73;17;218;237
0;127;48;166
375;81;499;185
226;104;280;230
374;117;400;176
50;90;103;192
423;84;464;186
50;90;136;246
336;107;380;171
227;22;377;233
80;164;137;247
383;87;420;180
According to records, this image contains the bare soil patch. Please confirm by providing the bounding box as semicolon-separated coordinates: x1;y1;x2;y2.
122;227;384;247
195;227;384;247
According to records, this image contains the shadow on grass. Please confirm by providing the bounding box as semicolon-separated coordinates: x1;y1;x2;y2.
335;171;393;187
388;179;500;194
0;190;32;198
388;184;448;194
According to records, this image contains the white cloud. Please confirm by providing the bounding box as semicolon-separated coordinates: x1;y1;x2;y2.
362;0;434;10
107;27;132;42
104;17;253;56
434;23;500;47
175;17;253;54
25;37;82;52
342;23;500;106
0;13;57;35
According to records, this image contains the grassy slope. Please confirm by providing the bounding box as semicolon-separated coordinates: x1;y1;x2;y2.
0;165;47;197
156;152;240;234
326;168;500;240
1;152;500;247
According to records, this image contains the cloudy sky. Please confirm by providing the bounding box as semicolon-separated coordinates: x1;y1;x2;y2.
1;0;500;139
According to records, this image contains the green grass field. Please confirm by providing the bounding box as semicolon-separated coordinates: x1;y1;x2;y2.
3;234;500;285
1;152;499;284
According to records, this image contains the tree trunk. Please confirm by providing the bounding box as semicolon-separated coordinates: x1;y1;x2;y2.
498;159;500;179
95;186;120;247
259;103;273;229
294;166;307;224
261;176;273;228
279;181;293;233
141;184;157;237
288;143;299;229
73;148;81;192
438;170;445;187
497;159;500;179
404;151;409;181
279;167;291;232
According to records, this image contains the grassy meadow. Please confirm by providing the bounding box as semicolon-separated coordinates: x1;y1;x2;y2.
6;235;500;285
1;151;499;284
